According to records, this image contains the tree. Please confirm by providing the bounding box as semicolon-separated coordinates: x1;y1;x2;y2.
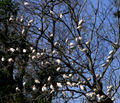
1;0;120;103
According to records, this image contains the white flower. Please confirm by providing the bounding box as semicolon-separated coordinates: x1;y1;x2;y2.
78;19;85;25
62;91;66;96
1;57;5;61
86;40;90;45
32;85;36;91
23;49;27;53
9;15;14;21
69;42;74;49
109;50;114;55
63;74;69;79
32;49;36;53
65;38;68;43
52;50;57;55
50;10;54;15
101;63;107;67
86;92;96;100
22;28;25;35
80;48;87;52
56;67;61;71
50;84;54;90
16;47;19;51
32;56;36;60
60;13;63;18
87;77;91;81
16;87;20;92
20;16;24;22
75;36;82;42
28;19;34;26
50;89;55;94
77;25;82;29
57;82;62;88
66;81;72;86
69;74;72;77
50;34;53;37
8;58;14;62
30;47;33;50
96;74;100;78
56;59;61;64
72;82;76;86
36;52;40;58
23;82;26;86
111;97;115;101
35;79;40;83
54;42;59;46
24;2;29;6
80;85;85;90
42;84;47;92
48;76;51;81
9;48;15;52
41;52;44;56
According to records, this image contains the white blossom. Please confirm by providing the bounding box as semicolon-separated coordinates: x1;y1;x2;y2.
35;79;40;83
69;42;74;49
48;76;51;81
1;57;5;61
77;25;82;29
56;59;61;64
50;84;54;90
9;15;14;21
32;56;36;60
24;2;29;6
78;19;85;25
20;16;24;22
80;85;85;90
56;67;61;71
16;87;20;92
57;82;62;88
32;49;36;53
62;91;66;96
86;92;96;100
23;49;27;53
42;84;47;92
30;47;34;50
109;50;114;55
69;74;72;77
72;82;76;86
87;77;91;81
50;10;54;15
96;74;100;78
36;52;40;58
23;82;26;86
28;19;34;26
75;36;82;42
59;13;63;18
32;85;36;91
8;58;14;62
101;63;107;67
22;28;25;35
66;81;72;86
80;48;87;52
50;34;53;37
111;97;115;101
63;74;69;79
9;48;15;52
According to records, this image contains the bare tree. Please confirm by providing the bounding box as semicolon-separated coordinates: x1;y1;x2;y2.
1;0;120;103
